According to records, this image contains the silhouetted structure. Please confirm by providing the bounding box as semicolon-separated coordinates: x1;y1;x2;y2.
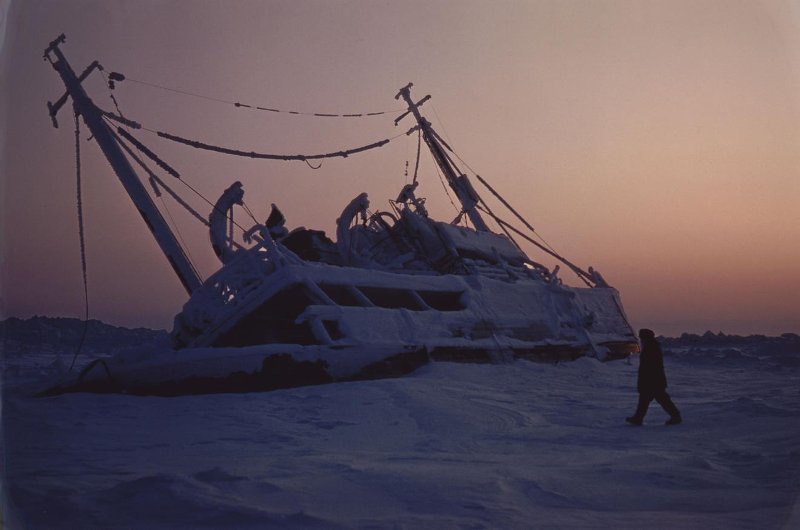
42;36;639;396
626;329;682;425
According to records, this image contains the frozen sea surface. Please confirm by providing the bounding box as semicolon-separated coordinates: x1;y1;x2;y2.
2;323;800;529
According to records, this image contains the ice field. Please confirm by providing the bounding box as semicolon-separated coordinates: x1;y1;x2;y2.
3;319;799;529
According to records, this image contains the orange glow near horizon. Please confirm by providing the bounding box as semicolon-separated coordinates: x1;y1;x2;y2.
2;0;799;336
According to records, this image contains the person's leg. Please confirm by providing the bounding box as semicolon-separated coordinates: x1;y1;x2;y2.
628;392;652;424
654;391;681;421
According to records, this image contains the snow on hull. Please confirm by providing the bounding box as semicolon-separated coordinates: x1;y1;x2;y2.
178;261;637;350
41;344;428;397
39;340;611;397
40;263;638;396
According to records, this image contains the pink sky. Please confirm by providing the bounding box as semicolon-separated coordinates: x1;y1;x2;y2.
2;0;799;335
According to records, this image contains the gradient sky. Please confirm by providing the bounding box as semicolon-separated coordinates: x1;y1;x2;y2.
2;0;799;335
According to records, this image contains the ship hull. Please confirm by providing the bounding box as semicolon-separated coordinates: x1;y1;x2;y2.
174;260;637;355
42;339;634;397
43;344;428;397
43;262;637;396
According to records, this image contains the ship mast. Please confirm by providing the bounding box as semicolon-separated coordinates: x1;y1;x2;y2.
43;35;202;295
395;83;490;232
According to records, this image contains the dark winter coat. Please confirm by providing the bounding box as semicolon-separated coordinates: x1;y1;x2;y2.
637;338;668;393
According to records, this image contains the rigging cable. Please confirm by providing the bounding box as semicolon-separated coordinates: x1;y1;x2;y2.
228;208;234;245
111;125;251;258
471;196;524;253
121;75;404;118
412;128;422;185
428;123;592;281
123;77;235;105
476;205;593;288
109;125;205;279
473;171;592;283
115;128;209;228
413;128;461;215
151;127;406;162
101;70;126;121
159;193;202;279
430;103;455;148
116;126;180;178
424;110;594;283
101;109;415;165
430;126;546;240
69;110;90;372
107;119;255;238
430;153;461;216
240;200;260;225
472;173;543;246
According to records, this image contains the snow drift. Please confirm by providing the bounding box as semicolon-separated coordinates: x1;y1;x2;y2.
2;318;799;529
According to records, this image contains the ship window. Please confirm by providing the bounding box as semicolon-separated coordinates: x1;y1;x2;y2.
417;290;465;311
212;284;319;347
322;320;344;340
358;287;425;310
319;283;364;306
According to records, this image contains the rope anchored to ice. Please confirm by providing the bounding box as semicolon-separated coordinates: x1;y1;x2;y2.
70;110;90;372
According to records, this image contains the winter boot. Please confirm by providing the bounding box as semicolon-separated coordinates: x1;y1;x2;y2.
625;416;643;426
665;415;682;426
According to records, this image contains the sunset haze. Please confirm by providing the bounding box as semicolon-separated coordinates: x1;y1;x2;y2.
2;0;799;336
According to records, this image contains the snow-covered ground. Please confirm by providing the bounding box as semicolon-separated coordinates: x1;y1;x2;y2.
2;319;799;529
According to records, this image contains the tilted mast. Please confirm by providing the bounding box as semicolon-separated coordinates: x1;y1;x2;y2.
395;83;490;232
43;35;202;295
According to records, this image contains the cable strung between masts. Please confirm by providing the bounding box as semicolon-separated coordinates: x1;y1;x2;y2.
153;128;410;162
100;109;415;163
119;75;404;118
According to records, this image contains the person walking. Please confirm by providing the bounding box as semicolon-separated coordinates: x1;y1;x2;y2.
626;328;682;426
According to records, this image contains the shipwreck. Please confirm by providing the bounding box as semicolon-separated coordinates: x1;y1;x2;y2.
41;34;638;396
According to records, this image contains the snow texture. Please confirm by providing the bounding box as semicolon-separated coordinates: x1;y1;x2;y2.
2;318;799;529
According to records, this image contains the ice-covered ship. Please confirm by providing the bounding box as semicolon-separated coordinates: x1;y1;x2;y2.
42;35;637;396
